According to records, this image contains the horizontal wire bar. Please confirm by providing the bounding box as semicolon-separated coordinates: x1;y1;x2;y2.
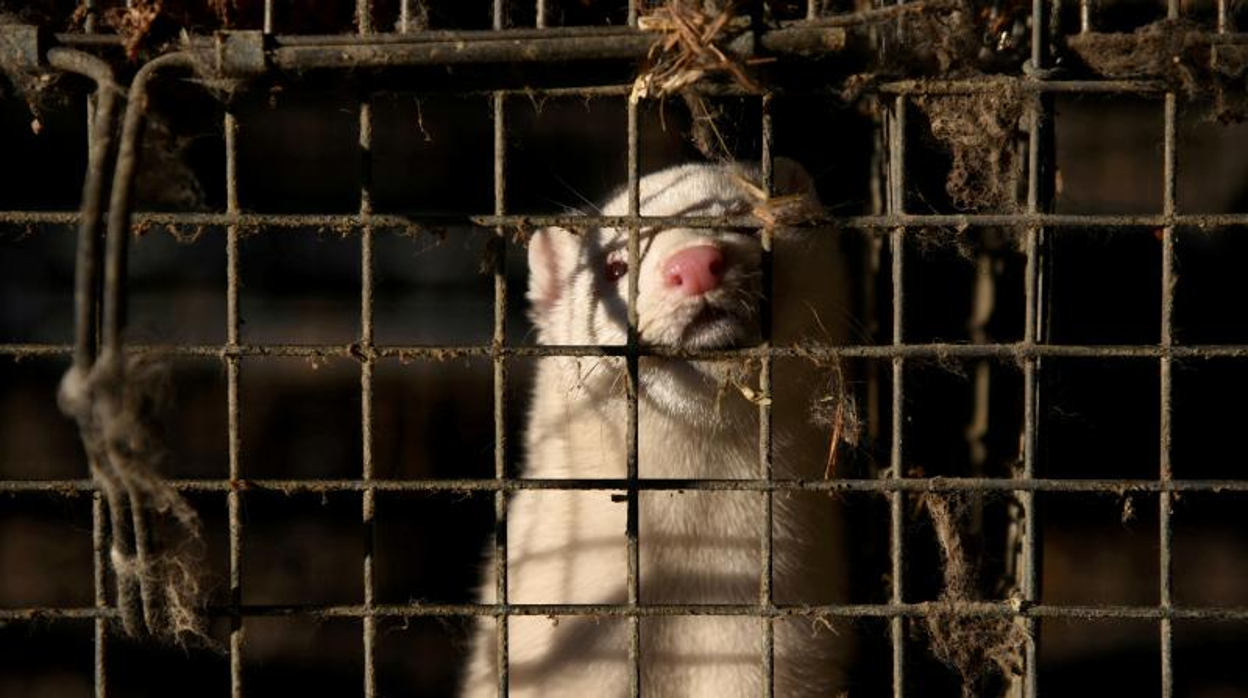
876;78;1169;94
58;21;833;50
8;342;1248;361
44;23;1247;48
4;210;1248;231
260;22;855;70
3;477;1246;495
5;602;1248;622
38;27;1247;81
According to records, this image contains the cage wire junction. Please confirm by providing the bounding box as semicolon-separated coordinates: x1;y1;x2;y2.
1;0;1248;696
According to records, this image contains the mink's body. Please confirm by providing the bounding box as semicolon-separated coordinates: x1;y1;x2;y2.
460;160;851;697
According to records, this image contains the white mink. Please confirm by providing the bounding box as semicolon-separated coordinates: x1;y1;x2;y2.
460;160;852;697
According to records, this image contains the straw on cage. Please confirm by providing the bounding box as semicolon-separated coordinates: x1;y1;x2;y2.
810;356;859;479
103;0;164;60
631;0;768;104
101;0;233;60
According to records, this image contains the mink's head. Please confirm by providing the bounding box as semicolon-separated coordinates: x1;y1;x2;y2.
527;159;825;345
526;159;842;419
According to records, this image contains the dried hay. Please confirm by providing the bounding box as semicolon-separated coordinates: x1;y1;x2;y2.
102;0;233;60
632;1;772;161
631;0;766;104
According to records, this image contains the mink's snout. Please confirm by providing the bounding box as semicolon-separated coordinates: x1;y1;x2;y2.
661;244;726;297
642;237;759;350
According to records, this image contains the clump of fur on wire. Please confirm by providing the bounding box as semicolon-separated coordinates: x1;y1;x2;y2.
59;351;208;644
920;493;1029;696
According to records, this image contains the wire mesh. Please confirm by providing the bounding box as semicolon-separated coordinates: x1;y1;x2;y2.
1;0;1247;697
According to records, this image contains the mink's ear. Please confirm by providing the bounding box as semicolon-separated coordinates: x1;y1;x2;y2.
527;226;577;318
772;157;820;203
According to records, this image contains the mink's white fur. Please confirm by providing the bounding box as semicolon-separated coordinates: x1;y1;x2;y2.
460;160;851;697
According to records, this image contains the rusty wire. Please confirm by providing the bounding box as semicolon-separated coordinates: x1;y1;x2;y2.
54;49;211;645
7;208;1248;232
2;600;1246;623
10;340;1248;361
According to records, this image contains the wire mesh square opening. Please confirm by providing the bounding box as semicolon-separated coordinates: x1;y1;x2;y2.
241;492;366;606
375;492;498;603
0;226;77;345
0;620;94;698
238;357;364;480
0;356;84;479
238;233;364;345
0;493;94;608
1040;492;1161;605
1172;228;1248;345
371;357;496;479
1042;358;1162;479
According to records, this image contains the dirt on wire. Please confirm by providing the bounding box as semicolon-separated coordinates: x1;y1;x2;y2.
1067;18;1248;123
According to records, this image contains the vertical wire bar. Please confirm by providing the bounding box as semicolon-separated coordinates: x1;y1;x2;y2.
1021;178;1040;695
1020;0;1055;691
1079;0;1091;32
1216;0;1229;32
492;95;510;698
355;5;377;697
758;93;776;698
865;94;887;451
629;0;639;26
359;104;378;698
536;0;547;27
807;0;819;19
93;493;107;698
1019;86;1053;693
224;110;244;698
1019;194;1044;698
491;44;511;695
1018;236;1043;698
1159;88;1178;698
82;9;105;697
626;97;643;698
263;0;273;33
400;0;411;32
886;94;906;698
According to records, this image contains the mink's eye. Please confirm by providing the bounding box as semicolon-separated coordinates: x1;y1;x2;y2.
605;258;628;282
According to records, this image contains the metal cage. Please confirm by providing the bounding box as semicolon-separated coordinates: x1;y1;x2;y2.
1;0;1247;696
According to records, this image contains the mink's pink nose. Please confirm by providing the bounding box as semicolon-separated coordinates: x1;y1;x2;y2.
662;245;725;296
